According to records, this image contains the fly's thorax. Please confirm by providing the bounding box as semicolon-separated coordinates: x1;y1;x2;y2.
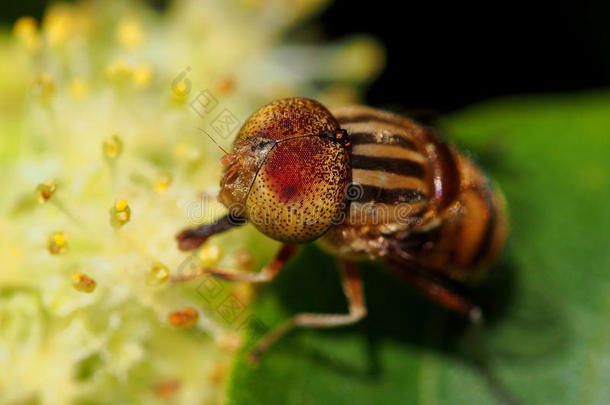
329;105;438;229
218;97;352;243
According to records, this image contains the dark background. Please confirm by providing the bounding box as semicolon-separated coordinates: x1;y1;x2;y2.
4;0;609;112
320;0;610;111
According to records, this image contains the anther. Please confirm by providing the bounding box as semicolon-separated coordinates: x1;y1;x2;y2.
103;134;123;161
153;379;181;399
154;173;172;193
109;198;131;228
69;78;89;99
168;307;198;327
72;272;96;293
32;73;55;102
104;60;132;85
148;262;170;285
13;17;40;52
116;18;144;49
48;231;69;255
133;64;153;89
199;244;223;267
36;179;57;203
215;76;235;95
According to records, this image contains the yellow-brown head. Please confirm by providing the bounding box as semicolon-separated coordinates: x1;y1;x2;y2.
219;98;351;243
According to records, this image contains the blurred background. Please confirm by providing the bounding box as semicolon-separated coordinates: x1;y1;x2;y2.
3;0;610;110
1;1;608;405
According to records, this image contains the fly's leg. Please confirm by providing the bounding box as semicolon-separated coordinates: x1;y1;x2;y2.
388;262;482;322
171;243;298;283
176;214;246;251
247;260;367;363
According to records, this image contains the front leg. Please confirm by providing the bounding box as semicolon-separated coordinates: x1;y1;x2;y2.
248;260;367;362
171;243;298;283
176;213;246;251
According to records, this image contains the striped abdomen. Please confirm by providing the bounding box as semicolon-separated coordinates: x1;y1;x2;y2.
321;105;507;278
404;154;508;277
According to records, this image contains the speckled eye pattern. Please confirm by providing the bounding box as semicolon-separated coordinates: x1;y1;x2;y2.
219;97;352;243
235;98;339;144
246;136;350;243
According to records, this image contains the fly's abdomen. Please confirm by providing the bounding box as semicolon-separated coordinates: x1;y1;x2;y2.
436;155;508;274
397;154;508;278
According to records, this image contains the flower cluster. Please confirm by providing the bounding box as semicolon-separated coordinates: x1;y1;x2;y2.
0;0;383;403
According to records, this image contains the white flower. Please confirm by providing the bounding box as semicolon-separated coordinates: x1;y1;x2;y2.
1;0;383;403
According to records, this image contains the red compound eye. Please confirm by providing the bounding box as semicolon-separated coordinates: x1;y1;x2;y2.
264;138;324;202
245;136;350;243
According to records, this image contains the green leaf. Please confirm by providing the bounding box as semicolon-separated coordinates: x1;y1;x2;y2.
226;92;610;405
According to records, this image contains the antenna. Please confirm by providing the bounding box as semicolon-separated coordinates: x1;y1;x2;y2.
198;128;229;154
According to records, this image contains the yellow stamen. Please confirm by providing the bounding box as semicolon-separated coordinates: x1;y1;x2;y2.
14;16;37;37
110;199;131;228
13;16;41;52
153;379;181;399
148;262;169;285
115;199;128;211
168;307;198;328
171;82;188;103
69;78;88;99
54;233;65;246
215;76;235;95
48;231;69;255
154;173;172;193
215;332;242;353
32;73;55;102
116;18;144;48
133;64;153;89
173;143;189;159
208;361;228;385
43;5;75;46
36;179;57;204
103;134;123;161
104;60;132;85
199;244;223;267
72;272;96;293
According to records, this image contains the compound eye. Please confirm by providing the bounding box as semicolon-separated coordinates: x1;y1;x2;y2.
246;136;350;243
